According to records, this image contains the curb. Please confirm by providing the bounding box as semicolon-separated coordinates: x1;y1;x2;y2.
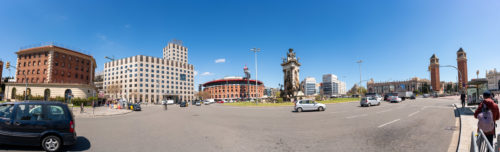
452;103;462;152
75;110;134;118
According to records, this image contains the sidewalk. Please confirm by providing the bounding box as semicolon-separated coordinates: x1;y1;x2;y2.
70;106;133;118
457;104;500;152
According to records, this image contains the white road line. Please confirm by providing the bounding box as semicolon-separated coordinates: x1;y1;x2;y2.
408;111;420;117
329;111;346;114
346;114;368;119
376;109;391;114
378;119;401;128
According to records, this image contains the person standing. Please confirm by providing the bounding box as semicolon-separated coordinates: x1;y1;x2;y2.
474;91;499;146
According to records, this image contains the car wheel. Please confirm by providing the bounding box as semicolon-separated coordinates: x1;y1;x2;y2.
297;108;303;113
42;135;61;152
367;103;371;107
377;102;381;106
318;106;324;111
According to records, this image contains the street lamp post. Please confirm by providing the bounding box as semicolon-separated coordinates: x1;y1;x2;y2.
6;63;28;101
251;48;261;105
357;60;363;96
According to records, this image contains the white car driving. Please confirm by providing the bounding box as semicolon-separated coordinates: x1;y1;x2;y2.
294;100;326;112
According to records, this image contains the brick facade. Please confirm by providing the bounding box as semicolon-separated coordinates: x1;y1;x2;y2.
15;45;96;85
203;78;265;100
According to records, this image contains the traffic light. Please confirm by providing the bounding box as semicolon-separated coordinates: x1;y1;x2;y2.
5;61;10;69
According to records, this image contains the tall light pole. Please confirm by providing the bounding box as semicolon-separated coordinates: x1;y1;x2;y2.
357;60;363;96
251;48;261;104
441;65;463;94
104;56;116;100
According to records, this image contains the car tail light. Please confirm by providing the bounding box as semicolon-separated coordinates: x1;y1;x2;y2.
69;121;75;133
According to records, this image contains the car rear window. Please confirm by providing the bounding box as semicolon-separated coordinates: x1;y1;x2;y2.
15;104;43;121
0;104;14;119
46;105;67;121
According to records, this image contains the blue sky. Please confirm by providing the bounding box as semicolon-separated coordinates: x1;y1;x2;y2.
1;0;499;89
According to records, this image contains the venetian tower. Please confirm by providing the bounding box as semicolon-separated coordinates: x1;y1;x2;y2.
457;48;468;91
430;54;441;92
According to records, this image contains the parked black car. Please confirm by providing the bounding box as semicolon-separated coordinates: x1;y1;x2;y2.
410;95;416;100
0;101;76;152
180;101;187;107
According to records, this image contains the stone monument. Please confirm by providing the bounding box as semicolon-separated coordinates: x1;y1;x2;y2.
281;48;301;101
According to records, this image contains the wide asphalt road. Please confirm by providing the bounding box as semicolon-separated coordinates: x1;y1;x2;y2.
1;97;459;152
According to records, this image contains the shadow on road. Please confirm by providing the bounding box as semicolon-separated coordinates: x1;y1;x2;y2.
65;136;92;151
0;136;91;151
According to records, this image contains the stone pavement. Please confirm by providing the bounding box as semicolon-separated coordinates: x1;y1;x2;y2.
458;104;500;152
70;106;133;118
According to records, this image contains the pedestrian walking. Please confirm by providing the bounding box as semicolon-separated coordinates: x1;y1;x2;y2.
474;91;499;146
461;93;466;108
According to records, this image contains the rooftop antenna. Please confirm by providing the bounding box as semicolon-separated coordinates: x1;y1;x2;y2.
170;39;183;46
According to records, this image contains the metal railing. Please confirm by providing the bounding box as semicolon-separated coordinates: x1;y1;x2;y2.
471;129;495;152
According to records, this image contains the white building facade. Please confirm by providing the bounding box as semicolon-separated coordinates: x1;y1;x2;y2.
301;77;317;96
103;42;195;104
322;74;346;97
486;68;500;91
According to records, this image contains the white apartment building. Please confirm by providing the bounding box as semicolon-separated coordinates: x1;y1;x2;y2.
322;74;346;97
103;42;195;104
486;68;500;91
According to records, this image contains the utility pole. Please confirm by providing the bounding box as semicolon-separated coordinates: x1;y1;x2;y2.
251;48;261;105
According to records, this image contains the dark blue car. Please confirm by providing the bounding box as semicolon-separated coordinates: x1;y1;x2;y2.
0;101;76;152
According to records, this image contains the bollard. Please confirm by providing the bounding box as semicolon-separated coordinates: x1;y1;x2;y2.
497;133;500;152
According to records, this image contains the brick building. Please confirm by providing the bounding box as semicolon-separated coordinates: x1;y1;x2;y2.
202;77;264;101
0;60;3;81
4;44;97;101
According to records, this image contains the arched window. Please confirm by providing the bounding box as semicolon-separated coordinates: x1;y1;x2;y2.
64;89;72;103
26;88;31;97
44;89;51;101
11;87;17;99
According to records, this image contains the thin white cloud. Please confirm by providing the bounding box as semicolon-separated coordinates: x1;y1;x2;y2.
194;71;199;76
215;58;226;63
201;72;214;76
96;33;107;41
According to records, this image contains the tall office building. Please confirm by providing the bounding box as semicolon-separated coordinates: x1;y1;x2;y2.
301;77;317;96
163;40;188;63
103;41;195;104
322;74;346;97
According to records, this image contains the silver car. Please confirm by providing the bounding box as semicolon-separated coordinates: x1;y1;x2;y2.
360;97;380;107
294;100;326;112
